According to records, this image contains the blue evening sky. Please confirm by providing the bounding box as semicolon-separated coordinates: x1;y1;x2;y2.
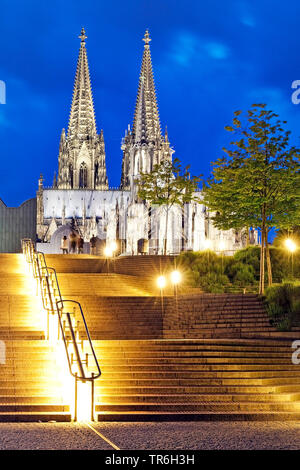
0;0;299;206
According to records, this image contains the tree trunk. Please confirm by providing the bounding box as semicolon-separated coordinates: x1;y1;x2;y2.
163;207;169;256
259;208;266;295
246;227;250;246
265;229;273;286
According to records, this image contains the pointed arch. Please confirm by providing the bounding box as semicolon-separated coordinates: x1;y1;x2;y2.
94;161;99;186
79;162;88;188
69;163;73;188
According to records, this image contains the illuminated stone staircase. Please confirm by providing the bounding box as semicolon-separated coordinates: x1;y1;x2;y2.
2;253;300;421
44;254;300;421
93;339;300;421
54;270;164;339
163;294;296;339
45;254;175;279
57;273;154;297
0;254;71;422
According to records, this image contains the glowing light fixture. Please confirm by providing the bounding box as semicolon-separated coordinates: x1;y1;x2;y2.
157;275;166;289
76;380;92;422
171;270;181;285
104;246;113;257
110;241;117;252
285;239;297;253
219;241;226;251
104;241;117;257
204;239;212;250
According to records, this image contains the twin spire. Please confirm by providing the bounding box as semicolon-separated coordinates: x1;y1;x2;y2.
58;28;171;191
132;30;162;144
57;28;107;190
67;27;97;139
68;27;163;145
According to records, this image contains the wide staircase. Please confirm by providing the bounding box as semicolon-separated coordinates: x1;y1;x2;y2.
163;294;299;339
93;339;300;421
1;252;300;421
0;254;70;421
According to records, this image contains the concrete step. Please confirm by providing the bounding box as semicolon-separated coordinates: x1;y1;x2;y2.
0;404;70;412
0;412;71;422
96;411;300;422
95;402;300;412
95;393;300;403
95;384;300;394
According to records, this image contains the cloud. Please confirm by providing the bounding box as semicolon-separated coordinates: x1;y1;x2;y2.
241;16;255;27
247;86;285;110
204;42;230;59
169;32;230;67
236;1;256;28
169;33;197;66
0;110;11;128
246;86;300;144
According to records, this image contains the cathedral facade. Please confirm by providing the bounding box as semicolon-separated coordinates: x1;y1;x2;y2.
36;29;248;255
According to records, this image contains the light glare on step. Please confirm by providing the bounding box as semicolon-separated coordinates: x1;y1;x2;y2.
77;381;92;421
171;270;181;285
157;276;166;289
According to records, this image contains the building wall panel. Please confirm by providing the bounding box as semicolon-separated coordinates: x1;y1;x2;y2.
0;198;36;252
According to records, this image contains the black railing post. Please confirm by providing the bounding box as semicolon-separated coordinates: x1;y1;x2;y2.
74;373;78;422
91;373;95;421
21;238;101;422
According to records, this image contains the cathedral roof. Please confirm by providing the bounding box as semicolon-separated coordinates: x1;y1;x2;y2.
67;28;97;140
132;30;162;145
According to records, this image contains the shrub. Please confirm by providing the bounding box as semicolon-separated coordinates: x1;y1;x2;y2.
197;272;229;293
269;247;290;282
264;283;300;331
277;317;292;331
178;250;229;292
233;246;261;279
266;303;284;318
178;247;300;295
226;262;255;285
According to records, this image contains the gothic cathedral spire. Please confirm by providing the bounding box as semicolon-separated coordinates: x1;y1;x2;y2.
57;28;108;190
132;30;161;144
67;28;97;139
121;30;173;190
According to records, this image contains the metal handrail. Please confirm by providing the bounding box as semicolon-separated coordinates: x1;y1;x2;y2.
21;238;101;419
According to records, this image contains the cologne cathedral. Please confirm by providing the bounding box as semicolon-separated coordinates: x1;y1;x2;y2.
36;28;248;255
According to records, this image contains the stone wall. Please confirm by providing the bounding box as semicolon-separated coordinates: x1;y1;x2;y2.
0;198;36;252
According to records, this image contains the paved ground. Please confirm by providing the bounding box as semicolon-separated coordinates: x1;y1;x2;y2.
0;421;299;450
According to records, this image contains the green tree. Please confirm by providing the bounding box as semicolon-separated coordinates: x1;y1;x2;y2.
136;158;201;255
203;104;300;294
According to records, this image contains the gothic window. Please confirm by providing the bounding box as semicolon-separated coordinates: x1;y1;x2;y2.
181;207;185;251
69;164;73;188
192;211;195;236
94;162;99;186
79;162;88;188
116;211;120;240
148;206;152;239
